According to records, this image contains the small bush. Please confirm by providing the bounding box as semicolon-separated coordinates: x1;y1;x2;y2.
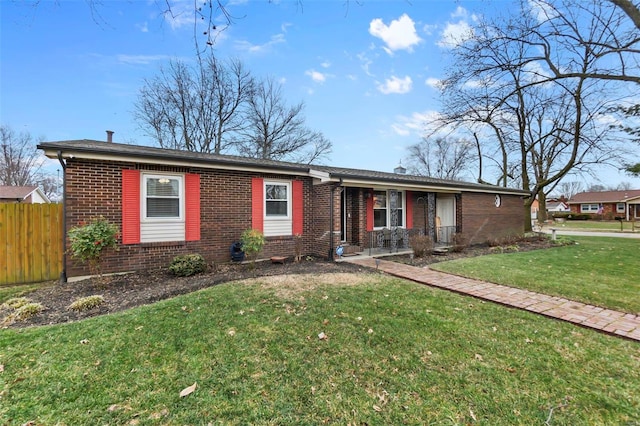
11;302;44;322
451;233;469;253
68;216;119;276
240;229;266;262
68;295;105;312
169;254;206;277
409;234;434;258
2;297;31;310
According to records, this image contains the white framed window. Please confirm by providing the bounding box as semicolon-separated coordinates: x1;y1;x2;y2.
373;190;405;229
264;180;292;236
265;181;290;218
143;174;183;221
617;203;626;213
141;173;185;243
580;203;599;213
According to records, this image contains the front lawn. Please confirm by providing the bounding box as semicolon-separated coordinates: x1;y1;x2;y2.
1;273;639;424
548;220;637;232
431;236;640;313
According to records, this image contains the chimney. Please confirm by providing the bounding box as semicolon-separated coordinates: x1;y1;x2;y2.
106;130;114;143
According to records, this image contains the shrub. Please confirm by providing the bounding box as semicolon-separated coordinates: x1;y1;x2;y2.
409;234;434;258
240;229;265;261
68;216;119;276
169;254;206;277
451;233;469;253
2;297;31;310
11;302;44;322
68;295;105;311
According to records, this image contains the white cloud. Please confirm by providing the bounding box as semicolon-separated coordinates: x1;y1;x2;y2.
391;110;439;136
422;24;437;36
425;77;443;89
522;60;552;83
137;22;149;33
377;76;412;94
281;22;293;32
161;1;194;30
527;0;558;23
436;6;477;48
116;54;173;65
357;51;375;77
451;6;468;19
320;60;331;68
235;33;286;54
437;21;474;48
369;14;422;53
306;69;327;83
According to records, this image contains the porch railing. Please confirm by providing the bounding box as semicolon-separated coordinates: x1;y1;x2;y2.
365;226;458;255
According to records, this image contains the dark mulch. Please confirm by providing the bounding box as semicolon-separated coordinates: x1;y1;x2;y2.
3;236;559;329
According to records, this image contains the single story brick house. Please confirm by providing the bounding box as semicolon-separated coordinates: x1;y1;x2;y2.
38;139;528;280
568;190;640;220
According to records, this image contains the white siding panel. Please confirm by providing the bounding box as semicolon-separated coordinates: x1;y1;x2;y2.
141;221;185;243
264;219;292;237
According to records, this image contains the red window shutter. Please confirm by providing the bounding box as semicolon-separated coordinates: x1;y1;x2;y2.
366;191;374;232
185;173;201;241
405;190;413;229
251;177;264;231
121;169;140;244
292;180;304;235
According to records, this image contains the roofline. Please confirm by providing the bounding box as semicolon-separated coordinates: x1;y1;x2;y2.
38;140;529;195
39;142;310;177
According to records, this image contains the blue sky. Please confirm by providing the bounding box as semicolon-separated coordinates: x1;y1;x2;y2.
2;0;639;189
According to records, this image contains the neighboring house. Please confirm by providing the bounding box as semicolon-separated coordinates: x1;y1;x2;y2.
38;139;528;279
568;190;640;220
0;186;50;203
530;198;539;220
546;200;570;213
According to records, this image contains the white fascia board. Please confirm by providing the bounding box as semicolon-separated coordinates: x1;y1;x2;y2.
308;169;331;183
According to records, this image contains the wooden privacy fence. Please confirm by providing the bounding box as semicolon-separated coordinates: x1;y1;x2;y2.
0;203;63;285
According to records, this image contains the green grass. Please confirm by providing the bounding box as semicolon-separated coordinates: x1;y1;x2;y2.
0;282;51;305
549;220;638;231
432;236;640;313
1;274;639;425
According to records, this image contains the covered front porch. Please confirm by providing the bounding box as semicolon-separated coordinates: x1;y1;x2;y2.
334;185;460;258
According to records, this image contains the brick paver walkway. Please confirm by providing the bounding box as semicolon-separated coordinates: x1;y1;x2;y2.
346;257;640;342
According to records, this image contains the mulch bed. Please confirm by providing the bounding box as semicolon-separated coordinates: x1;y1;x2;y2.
2;236;558;329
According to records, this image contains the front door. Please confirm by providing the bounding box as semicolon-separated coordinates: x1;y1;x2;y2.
436;195;456;243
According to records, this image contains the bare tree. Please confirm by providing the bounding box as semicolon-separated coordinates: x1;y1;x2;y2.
436;0;637;229
558;181;584;200
238;77;332;164
609;0;640;31
134;54;254;154
587;184;608;192
406;137;475;180
1;125;45;186
617;181;634;190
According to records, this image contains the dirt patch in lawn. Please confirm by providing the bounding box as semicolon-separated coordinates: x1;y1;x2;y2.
2;235;561;329
1;258;366;329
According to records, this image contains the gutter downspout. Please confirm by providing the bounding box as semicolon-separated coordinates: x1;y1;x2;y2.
328;180;343;261
57;150;67;283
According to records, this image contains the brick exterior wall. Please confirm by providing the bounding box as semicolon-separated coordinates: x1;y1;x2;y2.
63;158;320;277
310;183;338;260
460;192;524;244
62;157;526;277
569;203;625;220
